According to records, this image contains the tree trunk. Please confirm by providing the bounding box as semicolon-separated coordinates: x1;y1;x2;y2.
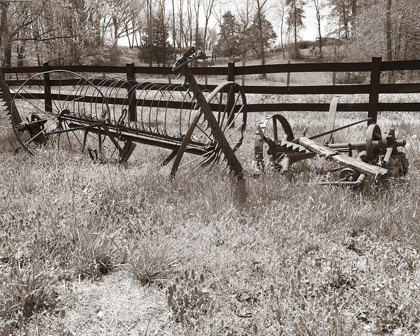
313;0;322;58
294;5;298;58
172;0;176;50
113;16;119;47
125;23;132;49
386;0;393;83
242;47;246;85
146;0;153;66
4;43;12;67
317;14;322;58
351;0;357;38
179;0;184;49
130;12;136;50
194;0;200;64
17;41;25;67
342;4;349;39
386;0;392;61
0;2;9;67
279;3;286;60
257;8;265;67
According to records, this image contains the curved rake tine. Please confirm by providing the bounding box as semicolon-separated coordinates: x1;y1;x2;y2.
223;104;245;134
225;122;245;141
178;149;217;170
152;84;170;133
180;86;195;136
195;150;220;168
219;84;235;127
164;84;184;136
195;124;213;141
140;83;160;132
114;79;131;123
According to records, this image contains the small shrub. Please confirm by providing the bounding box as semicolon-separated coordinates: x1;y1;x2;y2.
297;40;315;50
108;46;122;65
336;72;367;84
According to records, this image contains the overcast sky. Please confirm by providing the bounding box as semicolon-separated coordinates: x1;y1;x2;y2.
119;3;330;47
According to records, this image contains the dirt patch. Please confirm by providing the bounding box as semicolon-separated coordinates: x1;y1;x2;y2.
61;270;170;335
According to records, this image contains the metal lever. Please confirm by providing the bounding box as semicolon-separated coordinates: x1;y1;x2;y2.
173;47;208;71
183;47;196;59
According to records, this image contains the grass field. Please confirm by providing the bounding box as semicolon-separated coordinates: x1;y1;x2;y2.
1;84;420;336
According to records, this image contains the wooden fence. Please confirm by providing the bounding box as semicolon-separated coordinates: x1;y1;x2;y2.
2;56;420;124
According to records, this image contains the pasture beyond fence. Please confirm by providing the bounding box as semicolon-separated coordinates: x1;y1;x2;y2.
2;56;420;125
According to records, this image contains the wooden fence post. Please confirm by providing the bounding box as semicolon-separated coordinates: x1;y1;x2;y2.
228;62;235;82
368;57;382;125
0;66;21;124
287;60;291;86
43;62;52;113
227;62;235;125
126;63;137;122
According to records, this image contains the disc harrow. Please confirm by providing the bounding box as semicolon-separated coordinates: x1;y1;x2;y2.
2;48;247;178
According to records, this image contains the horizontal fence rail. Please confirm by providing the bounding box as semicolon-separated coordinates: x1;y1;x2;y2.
4;59;420;75
3;57;420;124
246;103;420;112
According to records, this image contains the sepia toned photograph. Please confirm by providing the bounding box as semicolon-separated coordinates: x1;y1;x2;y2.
1;0;419;334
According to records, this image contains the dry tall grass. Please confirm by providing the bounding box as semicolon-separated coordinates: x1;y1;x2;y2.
1;97;420;335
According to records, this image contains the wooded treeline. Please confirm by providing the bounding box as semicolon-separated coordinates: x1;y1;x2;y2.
0;0;419;67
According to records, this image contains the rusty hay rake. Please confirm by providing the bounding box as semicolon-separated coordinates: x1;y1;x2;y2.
0;47;410;186
1;48;247;178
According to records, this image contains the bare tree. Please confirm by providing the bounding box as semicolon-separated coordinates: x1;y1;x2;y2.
186;0;193;47
276;0;287;60
255;0;270;68
232;0;254;84
171;0;176;50
146;0;153;66
202;0;220;51
124;0;146;49
312;0;325;58
109;0;144;47
0;0;47;66
327;0;356;40
286;0;305;59
233;0;254;66
193;0;201;51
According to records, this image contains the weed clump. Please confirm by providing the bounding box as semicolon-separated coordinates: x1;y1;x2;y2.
128;236;179;286
167;270;212;325
0;260;58;332
68;227;118;279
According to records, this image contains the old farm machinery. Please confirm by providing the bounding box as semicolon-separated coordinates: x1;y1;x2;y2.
2;48;247;178
255;97;409;186
1;48;409;186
